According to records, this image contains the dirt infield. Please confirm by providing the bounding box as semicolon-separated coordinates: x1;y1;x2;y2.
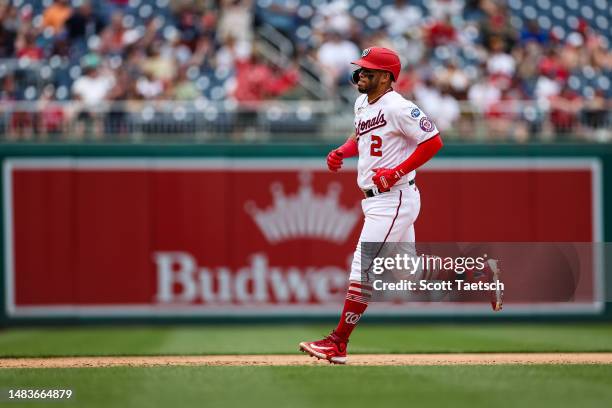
2;353;612;368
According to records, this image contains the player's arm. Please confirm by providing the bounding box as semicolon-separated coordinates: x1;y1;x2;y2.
372;134;443;191
327;132;358;172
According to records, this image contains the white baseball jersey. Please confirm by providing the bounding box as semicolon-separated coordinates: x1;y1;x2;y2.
354;89;439;190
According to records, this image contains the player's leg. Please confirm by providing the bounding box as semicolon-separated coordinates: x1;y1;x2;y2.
338;188;420;336
300;187;420;363
298;207;380;364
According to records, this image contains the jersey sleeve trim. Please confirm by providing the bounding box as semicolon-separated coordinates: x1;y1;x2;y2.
417;132;440;145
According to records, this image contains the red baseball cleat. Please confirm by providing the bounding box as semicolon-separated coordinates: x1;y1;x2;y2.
464;258;504;312
486;259;504;312
299;331;348;364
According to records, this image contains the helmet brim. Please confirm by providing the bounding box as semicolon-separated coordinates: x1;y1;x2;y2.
350;58;385;71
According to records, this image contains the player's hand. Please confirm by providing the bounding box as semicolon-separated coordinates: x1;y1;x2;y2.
327;149;344;172
372;168;401;192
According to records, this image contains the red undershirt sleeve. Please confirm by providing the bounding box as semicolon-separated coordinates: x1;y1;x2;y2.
337;137;359;158
394;134;443;177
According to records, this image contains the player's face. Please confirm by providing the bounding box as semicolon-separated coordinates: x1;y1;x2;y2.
356;69;388;93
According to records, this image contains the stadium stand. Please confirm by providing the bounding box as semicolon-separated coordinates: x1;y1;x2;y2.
0;0;609;142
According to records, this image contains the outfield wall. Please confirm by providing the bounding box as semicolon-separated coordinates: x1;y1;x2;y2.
1;143;611;325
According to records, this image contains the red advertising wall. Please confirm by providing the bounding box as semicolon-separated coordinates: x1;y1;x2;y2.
3;158;602;317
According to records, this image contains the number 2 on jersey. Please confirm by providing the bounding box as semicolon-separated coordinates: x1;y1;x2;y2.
370;135;382;157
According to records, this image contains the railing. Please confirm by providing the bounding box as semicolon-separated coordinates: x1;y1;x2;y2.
256;24;327;99
0;100;609;143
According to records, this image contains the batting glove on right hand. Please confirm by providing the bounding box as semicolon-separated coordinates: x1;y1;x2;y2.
327;149;343;172
372;167;401;192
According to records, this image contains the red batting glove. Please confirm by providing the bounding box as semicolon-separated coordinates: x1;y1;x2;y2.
327;149;343;172
327;138;358;172
372;168;402;192
370;135;444;191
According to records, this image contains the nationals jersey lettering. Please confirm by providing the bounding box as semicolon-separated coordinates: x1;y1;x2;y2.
356;110;387;136
353;90;438;190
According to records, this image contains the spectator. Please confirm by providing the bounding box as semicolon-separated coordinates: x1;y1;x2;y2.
468;75;501;112
231;51;299;139
400;28;426;66
0;72;16;101
486;88;528;141
136;71;164;99
316;30;360;94
314;0;354;37
99;11;126;55
427;0;464;21
233;52;299;104
537;48;569;83
0;1;18;57
162;26;193;66
50;33;71;58
413;79;442;118
105;68;138;138
520;19;549;46
581;89;610;141
486;36;515;77
71;55;115;139
135;16;163;52
216;35;251;71
15;30;44;61
64;1;105;46
480;0;516;50
38;85;66;140
437;87;461;132
515;41;543;87
584;30;610;71
549;84;582;137
435;60;470;98
380;0;422;38
582;89;608;129
534;71;561;108
560;32;587;72
174;4;203;50
188;36;214;67
171;67;200;100
2;73;34;141
142;41;177;83
394;67;419;97
42;0;72;35
424;15;457;48
218;0;253;44
122;45;145;77
199;8;218;43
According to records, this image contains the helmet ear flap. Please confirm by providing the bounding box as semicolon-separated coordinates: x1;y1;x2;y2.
351;69;361;85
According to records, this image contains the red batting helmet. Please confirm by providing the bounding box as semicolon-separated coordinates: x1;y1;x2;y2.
351;47;401;82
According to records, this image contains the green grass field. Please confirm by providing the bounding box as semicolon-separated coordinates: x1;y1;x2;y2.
1;323;612;408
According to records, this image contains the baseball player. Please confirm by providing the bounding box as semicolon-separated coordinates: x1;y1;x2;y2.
299;47;502;364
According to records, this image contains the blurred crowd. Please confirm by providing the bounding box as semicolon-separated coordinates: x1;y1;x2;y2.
294;0;611;141
0;0;610;142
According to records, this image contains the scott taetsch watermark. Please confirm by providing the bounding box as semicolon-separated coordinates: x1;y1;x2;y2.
372;278;504;292
369;253;503;292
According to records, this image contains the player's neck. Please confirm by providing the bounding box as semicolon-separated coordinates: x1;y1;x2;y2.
367;86;393;104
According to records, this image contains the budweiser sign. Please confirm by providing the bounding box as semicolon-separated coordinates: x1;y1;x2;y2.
153;252;347;304
2;158;602;317
245;172;360;244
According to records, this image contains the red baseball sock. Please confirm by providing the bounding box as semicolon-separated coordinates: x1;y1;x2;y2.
334;281;372;342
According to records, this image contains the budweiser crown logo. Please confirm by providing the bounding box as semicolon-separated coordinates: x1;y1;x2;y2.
245;173;360;244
